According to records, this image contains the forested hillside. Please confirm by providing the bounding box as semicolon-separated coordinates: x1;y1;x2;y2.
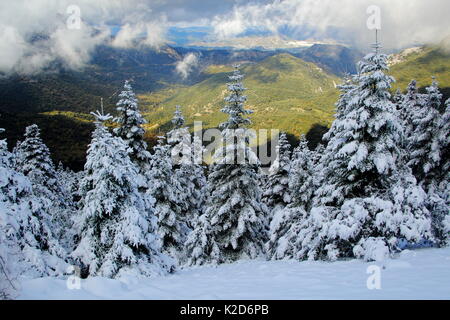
140;53;340;136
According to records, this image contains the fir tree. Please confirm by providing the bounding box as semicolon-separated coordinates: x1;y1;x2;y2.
182;211;219;267
172;105;185;128
263;132;295;261
220;65;253;130
316;45;402;206
397;80;449;245
426;98;450;245
266;136;321;260
262;132;292;211
15;125;66;200
114;80;151;179
0;129;23;298
291;43;431;261
15;125;74;252
147;137;188;259
323;74;357;144
14;125;69;274
408;78;444;185
393;89;404;107
289;136;321;211
184;65;267;265
56;162;83;205
398;80;423;144
72;112;172;278
190;134;207;214
168;106;207;229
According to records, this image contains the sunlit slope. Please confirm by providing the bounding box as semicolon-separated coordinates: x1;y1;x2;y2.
140;53;341;136
389;46;450;96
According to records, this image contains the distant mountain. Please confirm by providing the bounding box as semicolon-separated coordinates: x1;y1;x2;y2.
0;46;276;116
389;44;450;101
188;35;336;50
0;43;359;117
167;26;212;46
3;40;446;171
295;44;363;76
388;47;424;66
0;45;279;169
186;36;362;76
0;45;180;115
140;53;341;137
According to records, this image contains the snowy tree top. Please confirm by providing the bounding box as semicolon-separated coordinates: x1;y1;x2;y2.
24;124;41;138
172;105;185;128
220;65;253;130
425;77;443;111
117;80;138;106
91;111;112;124
408;79;417;91
114;80;150;165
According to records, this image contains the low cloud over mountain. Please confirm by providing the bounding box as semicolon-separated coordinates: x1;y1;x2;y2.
1;0;449;75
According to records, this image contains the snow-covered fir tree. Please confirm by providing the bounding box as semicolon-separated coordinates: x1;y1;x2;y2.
0;218;19;299
15;125;60;196
13;125;70;273
0;128;24;299
397;79;449;245
402;79;449;245
262;132;292;211
72;112;173;278
171;105;185;128
56;162;83;205
15;125;74;251
182;212;221;267
114;80;151;180
289;136;321;212
393;89;404;106
408;78;444;186
191;134;207;214
184;65;267;266
436;98;450;194
398;80;423;144
425;97;450;245
262;132;295;260
335;75;357;118
322;75;356;144
167;105;206;228
266;136;323;260
147;136;188;259
288;43;431;262
313;45;407;205
55;163;84;249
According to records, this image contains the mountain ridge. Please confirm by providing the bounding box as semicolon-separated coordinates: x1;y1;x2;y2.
1;42;448;170
139;53;341;136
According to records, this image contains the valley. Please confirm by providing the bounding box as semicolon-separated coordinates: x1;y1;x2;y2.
0;42;448;170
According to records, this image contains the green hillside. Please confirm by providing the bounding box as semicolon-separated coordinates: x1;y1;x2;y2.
389;45;450;99
140;53;341;137
5;46;447;171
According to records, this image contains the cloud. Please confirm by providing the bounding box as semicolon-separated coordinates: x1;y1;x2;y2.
0;26;28;72
1;0;449;75
211;0;450;50
0;0;168;74
0;0;241;73
175;53;199;79
112;21;167;49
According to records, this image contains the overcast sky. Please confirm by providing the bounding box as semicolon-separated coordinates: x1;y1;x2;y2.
0;0;449;74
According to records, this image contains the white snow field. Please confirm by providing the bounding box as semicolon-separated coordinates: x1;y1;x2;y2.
19;247;450;300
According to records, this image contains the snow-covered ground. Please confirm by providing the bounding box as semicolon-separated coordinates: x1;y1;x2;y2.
18;247;450;300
